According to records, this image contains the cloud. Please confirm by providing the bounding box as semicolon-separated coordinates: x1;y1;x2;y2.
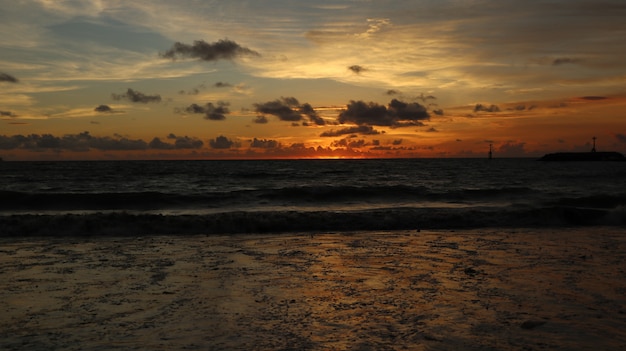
338;99;429;127
253;115;269;124
183;101;230;120
0;132;208;152
0;72;18;83
553;57;582;66
250;138;280;149
432;109;444;115
214;81;232;88
348;65;366;74
149;134;203;149
474;104;500;113
178;84;205;95
254;97;325;125
112;88;161;103
331;138;368;149
161;39;259;62
94;104;113;113
386;89;400;95
616;134;626;144
209;135;235;149
320;125;380;137
0;132;149;151
1;111;17;117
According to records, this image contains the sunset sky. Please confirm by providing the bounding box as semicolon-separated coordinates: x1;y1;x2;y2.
1;0;626;160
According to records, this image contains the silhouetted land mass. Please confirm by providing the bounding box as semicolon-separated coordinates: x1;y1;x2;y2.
538;151;625;161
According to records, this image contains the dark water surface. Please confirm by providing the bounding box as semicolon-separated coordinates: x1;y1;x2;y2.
1;158;625;235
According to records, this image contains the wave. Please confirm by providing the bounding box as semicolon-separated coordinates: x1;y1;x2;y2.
0;185;551;212
1;205;624;237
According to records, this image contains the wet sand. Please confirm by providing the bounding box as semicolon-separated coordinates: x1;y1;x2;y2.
1;227;625;350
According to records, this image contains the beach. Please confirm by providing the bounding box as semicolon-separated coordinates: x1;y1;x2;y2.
2;227;625;350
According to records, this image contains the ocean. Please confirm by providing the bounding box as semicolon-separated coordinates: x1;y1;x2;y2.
1;158;625;236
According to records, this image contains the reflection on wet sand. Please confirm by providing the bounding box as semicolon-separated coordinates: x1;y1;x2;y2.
1;228;625;350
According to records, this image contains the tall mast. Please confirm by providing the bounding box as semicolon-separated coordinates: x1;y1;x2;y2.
591;136;596;152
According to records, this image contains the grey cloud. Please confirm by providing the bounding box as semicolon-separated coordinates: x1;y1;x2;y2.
553;57;582;66
0;132;207;152
474;104;500;113
338;99;430;127
112;88;161;103
250;138;280;149
214;81;232;88
432;109;444;115
386;89;400;95
615;133;626;144
209;135;235;149
0;73;18;83
254;97;325;125
348;65;366;74
320;125;380;137
0;132;148;151
94;104;113;112
150;134;203;149
161;39;259;62
253;115;268;124
331;138;367;149
184;101;230;120
1;111;17;117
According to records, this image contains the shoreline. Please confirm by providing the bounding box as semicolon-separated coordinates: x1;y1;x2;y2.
2;227;625;350
1;206;624;237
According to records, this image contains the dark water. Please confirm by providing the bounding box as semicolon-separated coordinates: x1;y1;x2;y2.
1;158;625;235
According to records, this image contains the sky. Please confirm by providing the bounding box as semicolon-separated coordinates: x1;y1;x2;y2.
1;0;626;160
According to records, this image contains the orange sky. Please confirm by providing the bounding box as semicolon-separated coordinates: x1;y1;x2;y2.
1;1;625;160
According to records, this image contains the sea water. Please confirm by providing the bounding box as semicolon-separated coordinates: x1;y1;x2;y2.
1;158;625;235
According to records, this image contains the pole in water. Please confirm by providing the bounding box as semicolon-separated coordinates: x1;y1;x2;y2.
591;136;597;152
488;143;493;159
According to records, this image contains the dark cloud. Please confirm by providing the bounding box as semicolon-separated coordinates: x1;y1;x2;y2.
331;138;367;149
184;101;230;120
474;104;500;113
580;96;607;100
94;104;113;113
553;57;582;66
112;88;161;103
250;138;280;149
254;97;325;125
150;134;203;149
0;72;18;83
320;125;380;137
386;89;400;95
214;81;232;88
161;39;259;62
209;135;235;149
615;134;626;144
299;103;325;125
426;127;438;132
338;99;429;127
253;115;268;124
1;111;17;117
0;132;149;151
348;65;366;74
432;109;444;116
178;84;205;95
